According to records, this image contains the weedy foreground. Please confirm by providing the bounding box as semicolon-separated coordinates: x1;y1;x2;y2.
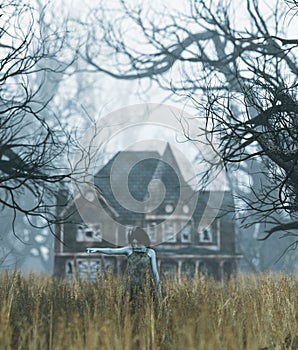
0;271;297;349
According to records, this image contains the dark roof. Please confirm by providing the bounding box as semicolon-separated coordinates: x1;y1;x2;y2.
94;150;160;222
192;190;235;221
151;144;182;202
92;146;233;224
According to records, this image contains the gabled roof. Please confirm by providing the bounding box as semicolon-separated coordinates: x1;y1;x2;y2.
85;145;233;224
191;190;234;229
150;143;186;202
93;145;196;221
58;183;118;221
94;150;160;221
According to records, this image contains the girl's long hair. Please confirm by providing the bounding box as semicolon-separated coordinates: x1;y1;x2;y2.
128;226;151;247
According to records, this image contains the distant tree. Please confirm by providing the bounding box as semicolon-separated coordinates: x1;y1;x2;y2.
0;0;75;236
79;0;298;251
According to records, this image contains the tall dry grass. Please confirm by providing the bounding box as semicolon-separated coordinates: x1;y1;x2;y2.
0;270;297;350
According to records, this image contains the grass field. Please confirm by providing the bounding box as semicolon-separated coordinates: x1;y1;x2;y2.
0;271;297;350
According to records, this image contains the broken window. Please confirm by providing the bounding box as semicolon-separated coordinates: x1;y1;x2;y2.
76;223;102;242
65;260;74;279
199;227;213;243
181;223;192;243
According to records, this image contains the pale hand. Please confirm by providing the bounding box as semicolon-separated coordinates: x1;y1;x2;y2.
86;248;97;253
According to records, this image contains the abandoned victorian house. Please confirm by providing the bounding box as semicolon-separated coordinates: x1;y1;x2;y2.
54;144;241;280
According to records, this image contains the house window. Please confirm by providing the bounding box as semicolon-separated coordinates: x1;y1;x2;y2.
65;260;74;279
197;220;220;249
77;259;101;281
76;223;102;242
146;222;157;243
163;221;176;242
199;227;213;243
182;204;190;214
165;203;174;214
181;223;192;243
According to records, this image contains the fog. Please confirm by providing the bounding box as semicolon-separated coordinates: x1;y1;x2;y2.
1;0;297;274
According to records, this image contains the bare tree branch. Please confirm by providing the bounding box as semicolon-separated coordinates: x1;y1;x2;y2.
78;0;298;248
0;0;78;237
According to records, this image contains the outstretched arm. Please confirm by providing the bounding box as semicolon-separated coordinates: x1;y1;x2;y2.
86;247;132;255
148;249;162;299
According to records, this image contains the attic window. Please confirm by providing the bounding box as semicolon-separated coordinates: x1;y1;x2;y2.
182;205;190;214
76;223;102;242
65;260;74;279
165;203;174;214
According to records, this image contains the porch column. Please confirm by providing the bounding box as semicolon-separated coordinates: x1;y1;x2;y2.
177;260;182;281
195;260;200;278
219;260;225;279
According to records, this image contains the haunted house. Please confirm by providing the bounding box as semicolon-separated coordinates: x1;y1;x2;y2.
54;144;241;280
